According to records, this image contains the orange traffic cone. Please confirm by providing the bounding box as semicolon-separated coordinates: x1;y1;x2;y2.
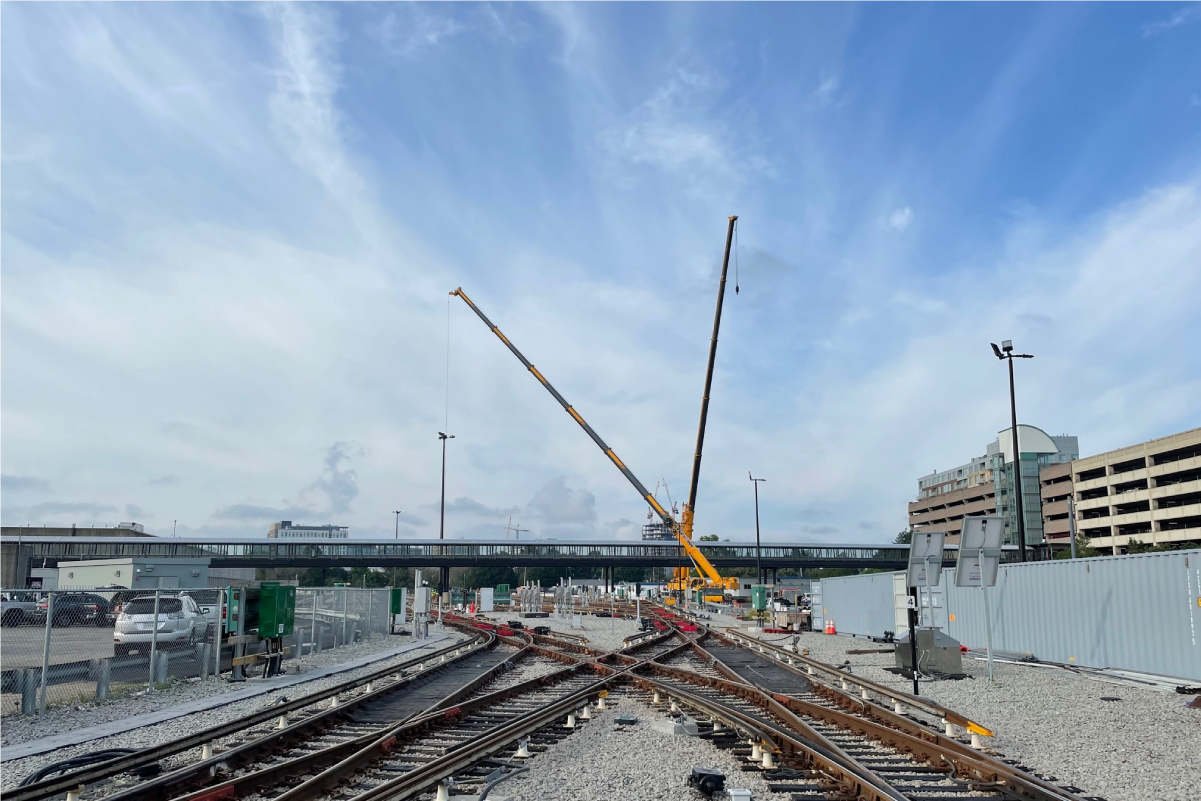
826;618;837;635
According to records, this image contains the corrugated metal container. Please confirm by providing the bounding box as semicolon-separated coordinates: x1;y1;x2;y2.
817;550;1201;680
817;572;895;638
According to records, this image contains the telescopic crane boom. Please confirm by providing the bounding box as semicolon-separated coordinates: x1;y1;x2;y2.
451;216;741;599
449;287;728;587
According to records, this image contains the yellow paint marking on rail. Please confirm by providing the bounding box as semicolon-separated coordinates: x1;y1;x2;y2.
967;722;994;737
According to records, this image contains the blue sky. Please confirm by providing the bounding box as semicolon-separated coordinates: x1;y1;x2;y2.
3;2;1200;543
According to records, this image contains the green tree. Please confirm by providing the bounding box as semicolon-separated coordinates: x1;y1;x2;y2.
298;567;349;586
699;534;720;541
462;566;519;588
613;567;649;583
894;529;913;545
348;567;391;588
1053;534;1099;559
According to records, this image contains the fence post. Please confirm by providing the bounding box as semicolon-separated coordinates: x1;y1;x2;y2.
367;591;374;640
213;590;223;680
95;658;111;701
311;590;318;656
154;651;169;686
148;589;162;691
341;590;349;647
200;643;212;681
38;592;55;715
21;668;39;715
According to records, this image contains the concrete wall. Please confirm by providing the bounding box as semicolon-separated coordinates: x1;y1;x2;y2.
815;549;1201;681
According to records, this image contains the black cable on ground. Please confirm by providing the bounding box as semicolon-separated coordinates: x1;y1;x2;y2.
18;749;138;786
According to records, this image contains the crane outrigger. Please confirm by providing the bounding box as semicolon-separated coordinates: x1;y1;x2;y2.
451;216;741;602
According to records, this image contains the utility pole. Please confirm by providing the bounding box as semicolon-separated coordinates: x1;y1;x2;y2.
991;341;1034;562
173;520;177;538
749;472;766;586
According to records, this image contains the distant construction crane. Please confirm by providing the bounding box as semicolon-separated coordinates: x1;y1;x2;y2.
451;216;741;602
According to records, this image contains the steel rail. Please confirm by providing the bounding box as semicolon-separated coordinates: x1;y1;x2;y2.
275;664;617;801
627;671;911;801
679;621;1090;801
716;624;996;735
5;631;487;801
171;658;589;801
99;633;530;801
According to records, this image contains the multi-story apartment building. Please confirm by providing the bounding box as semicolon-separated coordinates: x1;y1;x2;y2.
1040;427;1201;554
267;521;349;539
909;426;1078;546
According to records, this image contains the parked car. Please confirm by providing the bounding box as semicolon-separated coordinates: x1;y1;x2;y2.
1;592;38;626
34;592;111;627
181;589;224;636
113;595;208;655
106;590;145;624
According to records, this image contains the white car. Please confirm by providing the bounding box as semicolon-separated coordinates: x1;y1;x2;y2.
113;595;208;655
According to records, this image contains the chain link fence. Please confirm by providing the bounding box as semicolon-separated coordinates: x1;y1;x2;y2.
1;586;395;716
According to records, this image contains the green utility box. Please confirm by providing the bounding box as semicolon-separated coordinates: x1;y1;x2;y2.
751;585;768;612
258;582;296;638
495;583;510;596
390;587;406;615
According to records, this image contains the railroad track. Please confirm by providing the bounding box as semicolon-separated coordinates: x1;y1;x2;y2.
629;615;1100;801
6;630;495;801
11;609;1101;801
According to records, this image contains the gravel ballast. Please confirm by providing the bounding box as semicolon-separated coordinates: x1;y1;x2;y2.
0;632;469;789
500;696;773;801
481;611;642;652
727;618;1200;801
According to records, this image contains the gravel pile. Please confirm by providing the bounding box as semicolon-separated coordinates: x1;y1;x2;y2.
0;635;468;790
500;696;773;801
731;622;1201;801
481;612;640;653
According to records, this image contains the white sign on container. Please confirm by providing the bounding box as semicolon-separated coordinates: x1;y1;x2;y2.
479;587;495;613
906;530;945;587
954;516;1005;588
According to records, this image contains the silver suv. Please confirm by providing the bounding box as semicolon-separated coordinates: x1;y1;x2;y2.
113;595;208;655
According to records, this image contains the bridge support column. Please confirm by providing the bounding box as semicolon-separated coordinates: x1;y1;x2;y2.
439;566;450;598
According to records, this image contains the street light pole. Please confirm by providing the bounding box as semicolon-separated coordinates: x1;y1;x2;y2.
438;432;455;597
392;510;402;587
991;340;1034;562
749;473;766;586
438;433;454;540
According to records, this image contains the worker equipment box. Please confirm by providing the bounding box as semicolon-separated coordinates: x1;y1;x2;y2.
413;586;432;615
258;582;295;638
390;587;408;615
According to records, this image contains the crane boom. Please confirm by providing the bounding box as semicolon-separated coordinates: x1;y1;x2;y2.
681;215;737;542
449;286;727;587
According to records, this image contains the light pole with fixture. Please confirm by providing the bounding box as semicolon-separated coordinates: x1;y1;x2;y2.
991;340;1034;562
392;510;403;586
749;472;766;586
438;432;454;596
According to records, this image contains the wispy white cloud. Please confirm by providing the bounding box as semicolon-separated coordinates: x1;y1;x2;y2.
886;206;914;230
1141;4;1201;38
371;5;465;57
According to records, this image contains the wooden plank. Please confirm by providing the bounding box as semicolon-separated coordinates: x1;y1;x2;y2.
225;634;260;646
231;647;292;666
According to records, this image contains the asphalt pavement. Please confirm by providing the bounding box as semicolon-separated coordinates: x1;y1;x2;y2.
1;625;116;669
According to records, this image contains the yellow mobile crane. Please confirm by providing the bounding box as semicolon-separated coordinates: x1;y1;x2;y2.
451;216;741;602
